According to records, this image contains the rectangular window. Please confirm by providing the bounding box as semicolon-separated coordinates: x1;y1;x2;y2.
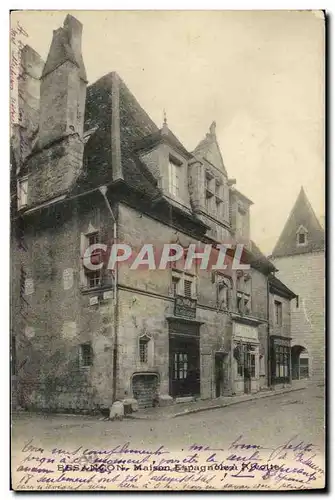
84;232;102;288
139;339;148;363
172;276;180;296
172;272;196;299
86;270;101;288
88;232;99;247
274;342;290;381
298;232;306;245
80;343;93;367
184;279;192;298
174;352;188;380
17;178;28;209
169;161;180;197
275;301;282;326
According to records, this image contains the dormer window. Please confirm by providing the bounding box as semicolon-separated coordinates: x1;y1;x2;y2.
168;159;180;197
296;226;308;247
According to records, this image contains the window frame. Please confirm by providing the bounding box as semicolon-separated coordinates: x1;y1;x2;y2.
274;300;283;327
171;270;196;299
168;159;180;197
82;231;102;289
139;338;149;364
80;342;93;367
296;226;308;247
236;273;252;315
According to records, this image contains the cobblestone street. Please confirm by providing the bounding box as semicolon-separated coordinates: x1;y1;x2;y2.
12;383;325;491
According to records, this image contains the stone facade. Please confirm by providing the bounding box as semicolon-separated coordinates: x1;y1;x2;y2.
11;14;295;413
271;188;325;382
271;252;325;381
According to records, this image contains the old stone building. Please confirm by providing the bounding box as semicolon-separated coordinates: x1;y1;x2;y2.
269;275;296;388
11;15;292;412
271;187;325;382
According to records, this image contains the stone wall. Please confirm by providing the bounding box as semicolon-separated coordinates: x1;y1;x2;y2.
12;196;115;411
272;251;325;381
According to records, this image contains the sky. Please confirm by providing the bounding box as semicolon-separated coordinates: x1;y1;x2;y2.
11;10;325;255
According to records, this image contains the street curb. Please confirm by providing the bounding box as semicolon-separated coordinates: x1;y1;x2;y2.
127;385;307;421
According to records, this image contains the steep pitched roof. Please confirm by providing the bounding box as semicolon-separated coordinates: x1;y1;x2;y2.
193;121;227;175
272;187;325;258
70;72;160;199
249;240;277;273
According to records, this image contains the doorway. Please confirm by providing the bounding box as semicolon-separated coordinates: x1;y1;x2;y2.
215;353;226;398
169;336;200;398
291;345;309;380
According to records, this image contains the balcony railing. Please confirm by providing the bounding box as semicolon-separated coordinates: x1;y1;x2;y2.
174;295;197;319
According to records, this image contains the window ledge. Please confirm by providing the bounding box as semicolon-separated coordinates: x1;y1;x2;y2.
80;285;114;295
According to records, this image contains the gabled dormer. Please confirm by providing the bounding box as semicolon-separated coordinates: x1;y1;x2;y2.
189;122;231;242
135;118;193;212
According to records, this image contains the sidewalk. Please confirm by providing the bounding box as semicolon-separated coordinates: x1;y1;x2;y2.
127;381;309;421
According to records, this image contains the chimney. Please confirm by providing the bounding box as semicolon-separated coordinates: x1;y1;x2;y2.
26;15;88;206
38;14;87;149
12;45;44;169
18;45;44;134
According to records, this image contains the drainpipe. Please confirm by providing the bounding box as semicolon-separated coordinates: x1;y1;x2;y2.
99;186;118;403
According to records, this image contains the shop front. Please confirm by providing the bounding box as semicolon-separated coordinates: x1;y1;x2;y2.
270;335;291;385
232;319;261;395
167;317;201;399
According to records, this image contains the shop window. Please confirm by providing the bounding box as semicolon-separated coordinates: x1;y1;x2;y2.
250;354;256;378
274;345;290;380
234;345;244;376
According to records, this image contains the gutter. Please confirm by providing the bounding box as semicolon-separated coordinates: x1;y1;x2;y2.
99;186;119;403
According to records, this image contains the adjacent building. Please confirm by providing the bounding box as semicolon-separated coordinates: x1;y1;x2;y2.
269;275;296;387
271;188;325;382
11;15;297;412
